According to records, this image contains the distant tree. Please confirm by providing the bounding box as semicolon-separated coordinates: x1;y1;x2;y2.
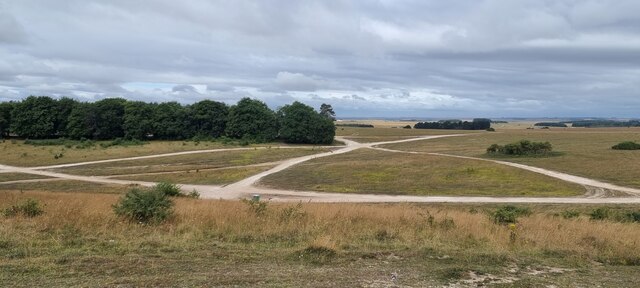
123;101;156;139
11;96;58;138
188;100;228;138
319;103;336;121
225;98;279;142
0;102;14;138
93;98;126;140
54;97;78;137
152;102;189;139
278;101;335;144
472;118;492;130
66;102;96;139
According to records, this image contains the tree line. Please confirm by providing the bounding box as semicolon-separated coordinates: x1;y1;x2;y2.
414;118;491;130
0;96;336;144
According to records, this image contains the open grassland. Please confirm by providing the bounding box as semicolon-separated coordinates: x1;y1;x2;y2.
114;164;276;185
0;180;128;194
1;191;640;287
0;139;288;167
260;149;583;196
0;173;51;183
382;128;640;188
336;126;480;143
52;148;328;176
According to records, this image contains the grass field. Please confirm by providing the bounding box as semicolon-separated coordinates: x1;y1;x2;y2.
1;191;639;287
0;173;51;183
0;139;324;167
382;128;640;188
336;126;481;143
51;148;328;176
260;148;584;196
0;180;128;194
114;164;276;185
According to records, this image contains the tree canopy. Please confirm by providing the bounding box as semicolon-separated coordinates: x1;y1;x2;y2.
0;97;336;144
278;101;335;144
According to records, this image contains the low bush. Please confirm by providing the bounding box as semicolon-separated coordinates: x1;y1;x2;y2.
487;140;553;156
112;188;174;224
2;198;44;217
492;205;531;224
152;182;182;197
612;141;640;150
589;207;610;220
560;209;580;219
242;198;268;217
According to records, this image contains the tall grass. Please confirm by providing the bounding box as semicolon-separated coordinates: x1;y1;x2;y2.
1;191;639;265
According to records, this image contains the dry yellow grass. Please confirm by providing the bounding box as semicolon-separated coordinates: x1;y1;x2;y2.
2;191;639;286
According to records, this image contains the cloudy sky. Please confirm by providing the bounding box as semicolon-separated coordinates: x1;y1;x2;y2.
1;0;640;118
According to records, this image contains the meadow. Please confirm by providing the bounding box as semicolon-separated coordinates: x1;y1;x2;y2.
260;148;583;197
2;122;640;286
382;127;640;188
2;190;640;287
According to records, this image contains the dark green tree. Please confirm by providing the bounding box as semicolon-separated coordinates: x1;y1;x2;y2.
0;102;14;138
152;102;189;139
188;100;228;138
225;98;278;142
123;101;155;139
319;103;336;121
54;97;78;136
66;102;96;139
278;101;335;144
10;96;58;138
93;98;126;140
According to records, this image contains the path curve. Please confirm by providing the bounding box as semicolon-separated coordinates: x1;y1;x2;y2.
2;134;640;203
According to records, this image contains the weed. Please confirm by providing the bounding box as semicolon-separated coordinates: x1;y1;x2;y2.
2;198;44;217
279;203;306;222
589;207;610;220
561;209;581;219
492;205;531;224
242;198;268;217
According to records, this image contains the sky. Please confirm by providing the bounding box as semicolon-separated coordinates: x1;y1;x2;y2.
1;0;639;118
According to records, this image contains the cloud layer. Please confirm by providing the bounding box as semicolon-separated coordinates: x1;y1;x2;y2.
1;0;639;117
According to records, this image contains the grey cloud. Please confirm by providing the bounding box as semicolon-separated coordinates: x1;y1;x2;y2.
0;0;639;117
172;85;197;93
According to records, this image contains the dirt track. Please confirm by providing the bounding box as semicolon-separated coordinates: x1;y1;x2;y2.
2;134;640;204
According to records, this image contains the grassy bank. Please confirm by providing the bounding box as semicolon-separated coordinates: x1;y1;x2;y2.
1;191;639;287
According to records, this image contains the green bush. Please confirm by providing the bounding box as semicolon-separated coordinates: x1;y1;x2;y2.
612;141;640;150
560;210;580;219
492;205;531;224
242;198;268;217
487;140;553;156
589;207;610;220
2;198;44;217
113;188;174;224
152;182;182;197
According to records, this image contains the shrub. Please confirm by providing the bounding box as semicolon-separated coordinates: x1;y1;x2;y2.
402;125;412;129
589;207;610;220
152;182;182;197
612;141;640;150
242;198;268;217
561;210;580;219
113;188;174;224
492;205;531;224
486;140;553;156
486;127;495;132
2;198;44;217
